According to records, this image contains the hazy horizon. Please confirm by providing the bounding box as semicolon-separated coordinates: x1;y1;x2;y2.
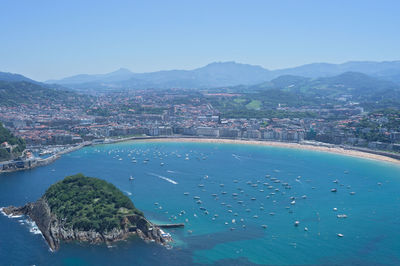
3;59;400;83
1;0;399;81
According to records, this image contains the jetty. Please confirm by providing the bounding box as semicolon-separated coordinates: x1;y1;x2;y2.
156;223;185;228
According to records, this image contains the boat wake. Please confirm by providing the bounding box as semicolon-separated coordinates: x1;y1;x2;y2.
147;172;178;185
124;191;132;196
232;154;242;161
167;170;178;174
295;179;302;184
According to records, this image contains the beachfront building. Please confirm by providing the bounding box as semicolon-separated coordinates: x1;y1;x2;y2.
196;127;219;137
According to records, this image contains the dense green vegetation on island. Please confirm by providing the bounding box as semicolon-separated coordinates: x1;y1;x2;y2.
0;122;26;161
44;174;143;232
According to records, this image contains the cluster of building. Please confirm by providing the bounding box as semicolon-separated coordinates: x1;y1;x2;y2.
1;89;400;154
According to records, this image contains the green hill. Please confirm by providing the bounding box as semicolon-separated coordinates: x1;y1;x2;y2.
45;174;143;232
0;122;25;161
250;72;399;97
0;81;88;107
0;71;38;83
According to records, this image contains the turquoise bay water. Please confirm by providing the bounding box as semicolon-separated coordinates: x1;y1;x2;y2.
1;141;400;265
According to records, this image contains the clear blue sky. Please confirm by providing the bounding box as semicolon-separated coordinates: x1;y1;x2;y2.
1;0;399;81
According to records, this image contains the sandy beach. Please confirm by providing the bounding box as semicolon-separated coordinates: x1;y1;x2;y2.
140;137;400;165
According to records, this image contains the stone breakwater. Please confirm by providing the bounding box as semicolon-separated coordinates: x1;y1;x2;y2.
2;198;172;251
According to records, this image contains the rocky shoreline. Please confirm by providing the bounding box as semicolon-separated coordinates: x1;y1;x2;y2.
2;197;172;251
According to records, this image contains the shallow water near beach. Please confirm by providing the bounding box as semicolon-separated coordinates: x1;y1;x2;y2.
1;141;400;265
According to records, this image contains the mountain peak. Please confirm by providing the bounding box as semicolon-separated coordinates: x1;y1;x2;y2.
111;68;132;74
206;61;238;66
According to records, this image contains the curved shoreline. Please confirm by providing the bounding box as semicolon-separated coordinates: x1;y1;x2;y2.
2;137;399;174
135;137;400;165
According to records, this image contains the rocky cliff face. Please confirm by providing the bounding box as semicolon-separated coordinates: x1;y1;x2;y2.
2;198;171;251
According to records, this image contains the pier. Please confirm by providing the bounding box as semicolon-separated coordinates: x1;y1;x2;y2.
156;223;185;228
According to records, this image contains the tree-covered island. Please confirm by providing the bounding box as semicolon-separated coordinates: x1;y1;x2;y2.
2;174;173;250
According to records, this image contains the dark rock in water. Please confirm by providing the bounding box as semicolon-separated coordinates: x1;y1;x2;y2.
2;174;173;251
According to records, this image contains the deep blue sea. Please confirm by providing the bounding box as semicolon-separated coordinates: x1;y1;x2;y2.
1;141;400;266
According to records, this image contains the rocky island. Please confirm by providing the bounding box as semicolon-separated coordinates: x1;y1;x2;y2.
1;174;172;251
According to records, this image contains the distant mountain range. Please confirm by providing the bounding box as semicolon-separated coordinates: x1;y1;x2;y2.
1;60;400;94
1;63;400;109
44;62;270;90
42;60;400;90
